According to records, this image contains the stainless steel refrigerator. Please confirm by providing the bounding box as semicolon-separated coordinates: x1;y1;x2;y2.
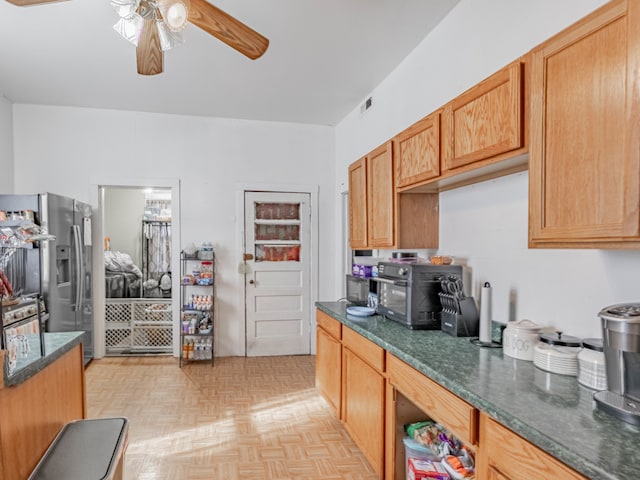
0;193;93;364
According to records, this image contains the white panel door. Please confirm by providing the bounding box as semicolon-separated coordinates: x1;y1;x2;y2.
244;192;311;356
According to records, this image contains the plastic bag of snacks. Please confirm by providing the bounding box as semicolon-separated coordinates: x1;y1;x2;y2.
406;421;462;458
405;421;475;479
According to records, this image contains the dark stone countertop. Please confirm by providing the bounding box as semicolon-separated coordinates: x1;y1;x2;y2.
2;331;85;388
317;301;640;480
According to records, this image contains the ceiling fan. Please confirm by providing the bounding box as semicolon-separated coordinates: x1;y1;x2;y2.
5;0;269;76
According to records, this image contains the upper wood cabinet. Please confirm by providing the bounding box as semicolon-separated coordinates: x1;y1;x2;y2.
394;111;441;188
348;142;394;249
367;142;395;248
529;0;640;247
442;60;526;172
348;157;368;248
349;141;439;250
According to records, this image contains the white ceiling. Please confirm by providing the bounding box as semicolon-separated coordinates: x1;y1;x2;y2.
0;0;460;126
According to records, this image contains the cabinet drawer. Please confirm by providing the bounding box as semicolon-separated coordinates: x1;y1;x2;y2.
480;413;587;480
387;354;477;446
316;310;341;340
342;327;385;373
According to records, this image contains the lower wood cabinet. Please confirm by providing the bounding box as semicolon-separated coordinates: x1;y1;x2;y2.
387;354;477;447
341;326;386;477
315;310;342;416
386;353;478;480
0;343;86;480
342;347;385;476
476;413;587;480
315;310;591;480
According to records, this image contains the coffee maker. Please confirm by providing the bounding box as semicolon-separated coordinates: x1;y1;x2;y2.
594;303;640;426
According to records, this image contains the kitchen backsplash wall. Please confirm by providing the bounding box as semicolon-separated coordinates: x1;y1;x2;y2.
439;171;640;339
334;0;616;338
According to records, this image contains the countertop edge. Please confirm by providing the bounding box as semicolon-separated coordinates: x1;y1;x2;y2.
3;331;85;388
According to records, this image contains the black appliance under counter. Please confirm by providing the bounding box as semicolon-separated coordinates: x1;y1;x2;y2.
316;301;640;480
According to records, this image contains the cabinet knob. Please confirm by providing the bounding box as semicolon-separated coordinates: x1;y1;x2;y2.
249;280;255;285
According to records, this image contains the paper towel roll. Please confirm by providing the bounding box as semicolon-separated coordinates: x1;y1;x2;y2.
479;282;492;344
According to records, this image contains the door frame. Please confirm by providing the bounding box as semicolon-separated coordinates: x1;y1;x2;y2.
90;178;181;359
236;183;319;356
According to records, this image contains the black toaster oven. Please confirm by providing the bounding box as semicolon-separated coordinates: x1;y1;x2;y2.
374;262;462;329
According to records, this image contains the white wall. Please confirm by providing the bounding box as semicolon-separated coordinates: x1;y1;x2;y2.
334;0;640;339
12;105;335;356
0;94;13;193
104;187;146;267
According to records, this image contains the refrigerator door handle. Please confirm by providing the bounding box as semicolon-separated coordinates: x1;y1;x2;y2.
71;225;83;312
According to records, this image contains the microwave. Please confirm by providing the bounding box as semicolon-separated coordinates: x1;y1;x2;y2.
374;262;462;329
346;275;377;307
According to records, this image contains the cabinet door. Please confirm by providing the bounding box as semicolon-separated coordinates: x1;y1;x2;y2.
488;467;511;480
348;157;368;249
394;112;441;188
316;326;341;417
442;61;524;171
367;141;395;248
477;413;587;480
529;0;640;246
342;348;385;477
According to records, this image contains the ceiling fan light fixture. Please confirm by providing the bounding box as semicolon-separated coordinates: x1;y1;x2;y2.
156;19;184;51
110;0;141;19
158;0;190;32
113;14;144;46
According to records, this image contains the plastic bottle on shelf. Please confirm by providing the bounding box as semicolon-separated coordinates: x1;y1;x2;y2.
192;263;201;280
200;261;213;284
205;338;212;359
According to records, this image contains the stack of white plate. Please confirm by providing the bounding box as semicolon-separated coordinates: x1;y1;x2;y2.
533;333;583;376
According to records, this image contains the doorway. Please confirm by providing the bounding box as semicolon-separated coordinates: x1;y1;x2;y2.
91;180;181;359
243;191;313;356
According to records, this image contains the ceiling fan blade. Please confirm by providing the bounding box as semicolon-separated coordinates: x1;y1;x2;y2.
137;17;164;75
5;0;69;5
188;0;269;60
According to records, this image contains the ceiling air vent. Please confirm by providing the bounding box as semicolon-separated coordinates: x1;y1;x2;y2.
360;96;373;114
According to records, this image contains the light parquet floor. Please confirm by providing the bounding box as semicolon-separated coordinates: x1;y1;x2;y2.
85;355;378;480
